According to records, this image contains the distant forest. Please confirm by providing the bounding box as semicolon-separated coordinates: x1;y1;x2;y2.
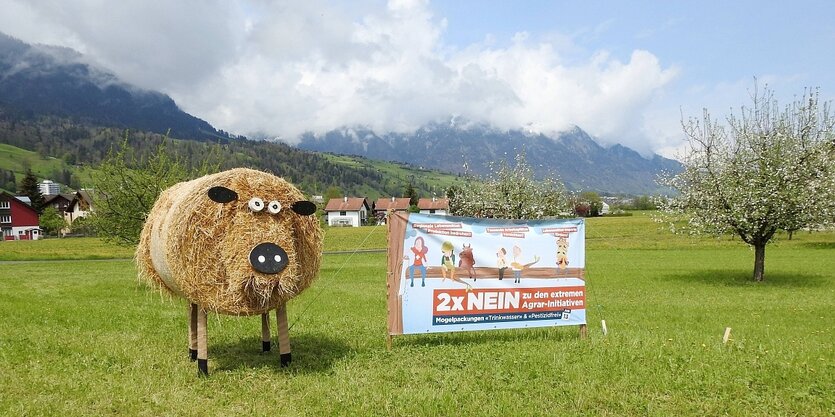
0;109;452;198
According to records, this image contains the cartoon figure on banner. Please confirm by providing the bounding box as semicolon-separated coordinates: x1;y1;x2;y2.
510;245;540;283
404;236;429;287
440;241;472;291
496;247;508;280
556;237;569;269
459;243;477;281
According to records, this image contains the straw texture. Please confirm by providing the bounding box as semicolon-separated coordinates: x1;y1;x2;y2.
136;168;323;315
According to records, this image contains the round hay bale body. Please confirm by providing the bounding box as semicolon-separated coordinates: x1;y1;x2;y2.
136;168;322;315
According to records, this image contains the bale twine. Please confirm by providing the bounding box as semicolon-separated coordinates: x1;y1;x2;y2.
136;168;323;315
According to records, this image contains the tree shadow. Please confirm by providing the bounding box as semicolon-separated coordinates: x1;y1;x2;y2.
210;333;352;374
799;241;835;250
662;269;827;288
395;326;582;349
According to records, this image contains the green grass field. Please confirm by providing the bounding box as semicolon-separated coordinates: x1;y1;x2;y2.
0;213;832;416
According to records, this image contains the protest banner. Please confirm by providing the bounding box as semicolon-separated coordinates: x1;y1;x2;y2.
386;212;586;340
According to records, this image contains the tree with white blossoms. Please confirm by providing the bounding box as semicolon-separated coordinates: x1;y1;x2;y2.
658;86;835;282
447;152;571;219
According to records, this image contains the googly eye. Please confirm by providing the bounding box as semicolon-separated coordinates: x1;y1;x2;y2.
248;197;264;212
267;200;282;214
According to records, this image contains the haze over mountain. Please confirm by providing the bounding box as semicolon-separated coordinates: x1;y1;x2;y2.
0;32;225;141
0;32;678;194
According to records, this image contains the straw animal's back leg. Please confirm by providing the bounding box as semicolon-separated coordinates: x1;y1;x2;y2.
275;304;291;367
261;313;271;352
188;304;198;361
197;307;208;376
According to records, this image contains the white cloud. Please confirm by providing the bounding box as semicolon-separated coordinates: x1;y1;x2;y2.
0;0;679;154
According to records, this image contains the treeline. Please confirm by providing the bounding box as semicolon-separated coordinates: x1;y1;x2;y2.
0;112;446;198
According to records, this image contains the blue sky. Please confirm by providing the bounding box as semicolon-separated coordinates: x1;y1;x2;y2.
435;0;834;86
1;0;832;157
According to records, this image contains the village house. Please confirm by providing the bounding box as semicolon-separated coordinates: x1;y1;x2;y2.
417;197;449;216
323;197;370;227
44;193;74;213
65;190;94;225
0;191;41;241
373;197;411;224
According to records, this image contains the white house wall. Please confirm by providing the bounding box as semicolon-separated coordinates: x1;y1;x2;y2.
327;210;362;227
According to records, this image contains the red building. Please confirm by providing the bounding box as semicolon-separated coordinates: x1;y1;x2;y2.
0;191;41;241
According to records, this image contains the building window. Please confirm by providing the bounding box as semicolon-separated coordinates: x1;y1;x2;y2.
340;211;347;216
0;201;9;209
429;209;436;214
0;215;11;223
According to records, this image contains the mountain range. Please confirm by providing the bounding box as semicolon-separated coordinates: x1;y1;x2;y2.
297;123;680;194
0;32;678;195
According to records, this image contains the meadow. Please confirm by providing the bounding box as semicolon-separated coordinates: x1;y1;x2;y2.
0;213;832;416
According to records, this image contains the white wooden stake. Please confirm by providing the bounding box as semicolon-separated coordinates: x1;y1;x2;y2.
601;320;608;336
722;327;732;344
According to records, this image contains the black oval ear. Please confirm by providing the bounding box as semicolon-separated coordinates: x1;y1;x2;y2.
291;201;317;216
208;186;238;203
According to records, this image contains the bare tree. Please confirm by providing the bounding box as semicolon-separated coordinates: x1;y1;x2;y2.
658;85;835;281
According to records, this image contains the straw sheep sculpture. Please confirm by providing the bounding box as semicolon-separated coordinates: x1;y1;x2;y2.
136;168;322;375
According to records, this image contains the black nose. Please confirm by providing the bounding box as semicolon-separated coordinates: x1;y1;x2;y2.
248;242;289;274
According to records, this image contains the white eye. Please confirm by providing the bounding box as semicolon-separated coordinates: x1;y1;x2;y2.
267;200;282;214
248;197;264;212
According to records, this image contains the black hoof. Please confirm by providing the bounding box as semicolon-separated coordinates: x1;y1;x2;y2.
197;359;208;376
280;353;292;367
262;341;271;352
189;349;197;361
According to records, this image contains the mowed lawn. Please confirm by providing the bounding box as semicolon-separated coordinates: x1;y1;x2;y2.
0;213;832;416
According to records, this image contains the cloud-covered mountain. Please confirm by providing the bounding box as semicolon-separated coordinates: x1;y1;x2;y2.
0;32;223;141
0;31;678;194
297;122;680;194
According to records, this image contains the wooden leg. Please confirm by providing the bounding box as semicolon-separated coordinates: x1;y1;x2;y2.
579;323;588;339
275;304;291;367
188;303;198;361
197;307;208;376
261;313;271;352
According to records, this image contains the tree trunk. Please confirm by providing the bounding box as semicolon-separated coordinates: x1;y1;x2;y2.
753;243;766;282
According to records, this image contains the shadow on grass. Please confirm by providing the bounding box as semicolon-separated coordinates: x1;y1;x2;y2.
799;241;835;250
663;269;827;288
395;325;582;349
211;333;351;374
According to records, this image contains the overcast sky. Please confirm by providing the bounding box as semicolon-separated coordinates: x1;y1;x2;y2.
1;0;833;157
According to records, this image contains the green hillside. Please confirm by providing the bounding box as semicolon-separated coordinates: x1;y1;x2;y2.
0;116;463;199
321;153;461;200
0;143;92;193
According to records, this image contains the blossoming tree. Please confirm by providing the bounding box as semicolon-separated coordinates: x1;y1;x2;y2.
447;152;571;220
659;86;835;281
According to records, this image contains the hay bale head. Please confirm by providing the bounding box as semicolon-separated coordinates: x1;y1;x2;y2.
136;168;322;315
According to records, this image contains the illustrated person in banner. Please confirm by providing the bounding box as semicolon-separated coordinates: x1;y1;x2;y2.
441;241;473;291
496;247;508;280
405;237;429;287
556;237;569;269
510;245;540;283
